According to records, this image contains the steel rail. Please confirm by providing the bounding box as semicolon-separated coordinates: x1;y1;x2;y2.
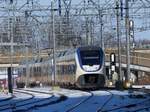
101;93;150;112
12;89;67;112
96;90;114;112
0;95;14;103
65;91;93;112
0;90;35;111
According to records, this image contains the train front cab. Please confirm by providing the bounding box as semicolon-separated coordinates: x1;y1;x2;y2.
75;46;105;89
76;73;105;89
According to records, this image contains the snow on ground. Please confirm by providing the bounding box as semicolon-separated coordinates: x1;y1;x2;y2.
0;87;150;112
32;90;92;112
0;92;11;100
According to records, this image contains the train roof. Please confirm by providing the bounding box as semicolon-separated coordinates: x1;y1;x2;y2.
77;46;102;51
19;46;103;65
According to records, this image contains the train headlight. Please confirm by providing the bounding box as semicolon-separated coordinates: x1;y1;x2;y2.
109;81;113;86
82;65;99;71
125;82;131;88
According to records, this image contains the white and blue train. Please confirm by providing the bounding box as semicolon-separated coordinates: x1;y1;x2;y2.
17;46;105;89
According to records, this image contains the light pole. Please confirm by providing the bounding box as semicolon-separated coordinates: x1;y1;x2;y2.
7;1;14;95
25;11;30;88
51;1;56;85
116;0;122;81
125;0;131;83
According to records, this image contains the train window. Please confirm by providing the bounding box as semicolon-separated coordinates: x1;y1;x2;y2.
35;59;38;63
58;53;62;57
23;68;26;75
38;67;41;72
62;51;67;56
80;50;100;65
34;67;36;72
40;58;43;62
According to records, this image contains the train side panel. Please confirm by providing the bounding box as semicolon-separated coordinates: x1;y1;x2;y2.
56;54;76;86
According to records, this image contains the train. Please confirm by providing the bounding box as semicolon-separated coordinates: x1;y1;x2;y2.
17;46;105;89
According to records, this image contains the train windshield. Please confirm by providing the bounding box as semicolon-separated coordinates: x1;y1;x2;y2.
80;50;100;65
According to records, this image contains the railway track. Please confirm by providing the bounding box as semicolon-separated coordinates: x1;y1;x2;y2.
65;91;94;112
1;87;149;112
63;90;114;112
64;88;150;112
132;105;150;112
0;95;14;103
96;90;114;112
58;87;147;112
13;89;67;112
100;90;150;112
101;99;150;112
0;89;67;112
0;90;35;111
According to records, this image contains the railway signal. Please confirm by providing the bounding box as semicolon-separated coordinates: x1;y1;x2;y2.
110;53;116;72
109;53;124;89
129;20;135;49
109;53;116;85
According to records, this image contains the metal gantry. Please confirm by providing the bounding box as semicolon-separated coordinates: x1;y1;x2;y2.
0;0;149;51
0;0;150;90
